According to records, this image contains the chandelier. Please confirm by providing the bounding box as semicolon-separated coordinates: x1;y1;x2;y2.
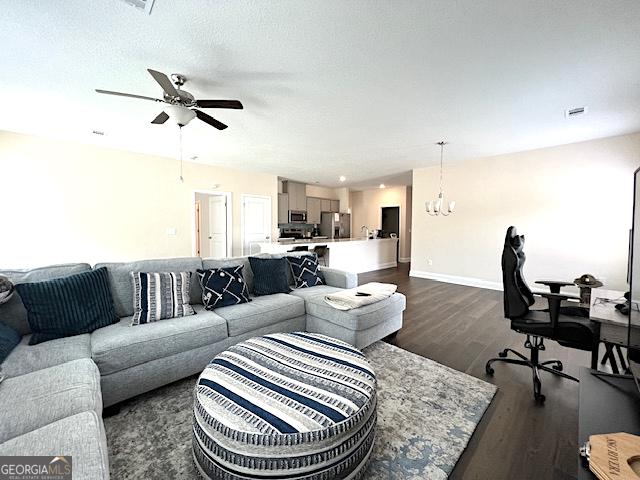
426;141;455;216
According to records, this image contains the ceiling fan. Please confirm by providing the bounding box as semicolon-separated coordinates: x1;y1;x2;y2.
95;69;243;130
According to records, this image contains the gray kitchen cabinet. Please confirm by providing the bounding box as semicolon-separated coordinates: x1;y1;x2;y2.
320;199;331;212
330;199;340;212
278;193;289;224
283;181;307;211
306;197;322;224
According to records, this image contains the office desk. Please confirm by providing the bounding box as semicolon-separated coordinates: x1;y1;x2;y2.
578;367;640;479
590;288;640;348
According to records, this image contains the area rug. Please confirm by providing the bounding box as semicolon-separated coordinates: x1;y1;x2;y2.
104;341;497;479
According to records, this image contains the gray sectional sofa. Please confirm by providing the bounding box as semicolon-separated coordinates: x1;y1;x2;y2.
0;254;405;480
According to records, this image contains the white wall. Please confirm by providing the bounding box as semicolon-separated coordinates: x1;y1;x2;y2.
351;186;412;261
411;133;640;291
0;130;278;267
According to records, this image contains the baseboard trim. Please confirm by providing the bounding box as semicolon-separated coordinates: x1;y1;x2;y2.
398;257;411;263
409;270;503;291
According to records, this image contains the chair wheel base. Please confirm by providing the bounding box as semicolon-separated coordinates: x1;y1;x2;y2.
498;351;508;358
535;393;546;403
552;364;563;371
485;366;494;376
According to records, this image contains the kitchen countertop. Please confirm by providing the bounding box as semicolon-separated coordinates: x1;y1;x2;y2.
269;237;398;245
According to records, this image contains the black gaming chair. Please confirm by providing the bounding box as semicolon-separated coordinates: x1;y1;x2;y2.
485;226;600;403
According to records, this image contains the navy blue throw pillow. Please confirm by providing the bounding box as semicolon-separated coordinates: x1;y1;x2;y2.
197;266;251;310
287;254;325;288
0;321;21;365
249;257;291;296
16;267;118;345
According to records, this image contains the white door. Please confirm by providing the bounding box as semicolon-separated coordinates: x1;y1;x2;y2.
242;195;272;255
208;195;228;258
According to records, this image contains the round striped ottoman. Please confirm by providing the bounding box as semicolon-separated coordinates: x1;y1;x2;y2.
192;332;377;480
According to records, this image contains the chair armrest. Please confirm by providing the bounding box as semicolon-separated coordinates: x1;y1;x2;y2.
535;280;575;294
536;292;573;329
318;267;358;289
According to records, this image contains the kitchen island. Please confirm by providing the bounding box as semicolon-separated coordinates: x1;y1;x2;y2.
256;237;398;273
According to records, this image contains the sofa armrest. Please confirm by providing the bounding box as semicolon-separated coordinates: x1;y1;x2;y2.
319;267;357;289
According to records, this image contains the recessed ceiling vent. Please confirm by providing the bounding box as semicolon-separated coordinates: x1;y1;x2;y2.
565;106;588;118
120;0;155;14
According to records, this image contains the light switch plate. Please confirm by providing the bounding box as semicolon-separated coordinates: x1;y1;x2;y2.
166;227;177;236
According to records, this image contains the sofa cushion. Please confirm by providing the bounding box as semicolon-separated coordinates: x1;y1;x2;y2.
95;257;203;318
304;292;406;331
131;271;195;325
197;266;251;309
215;293;305;337
1;333;92;378
16;267;118;345
0;411;109;480
249;257;291;296
0;322;20;365
289;285;344;300
203;256;254;294
0;263;92;335
0;358;101;444
90;304;227;375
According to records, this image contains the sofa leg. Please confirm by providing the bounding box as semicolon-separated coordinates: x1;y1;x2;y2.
103;403;122;418
384;331;399;345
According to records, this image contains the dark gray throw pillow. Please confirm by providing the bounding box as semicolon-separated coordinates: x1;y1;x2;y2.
15;267;118;345
0;321;20;365
248;257;291;296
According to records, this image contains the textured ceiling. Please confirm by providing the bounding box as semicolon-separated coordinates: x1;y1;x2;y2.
1;0;639;188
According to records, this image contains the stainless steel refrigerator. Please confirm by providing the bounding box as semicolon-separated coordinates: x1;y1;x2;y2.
320;212;351;239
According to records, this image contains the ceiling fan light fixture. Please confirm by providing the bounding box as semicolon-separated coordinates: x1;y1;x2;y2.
164;105;196;126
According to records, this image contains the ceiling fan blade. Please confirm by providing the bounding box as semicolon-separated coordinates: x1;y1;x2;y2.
147;69;179;97
195;109;228;130
195;100;243;109
95;89;162;102
151;111;169;124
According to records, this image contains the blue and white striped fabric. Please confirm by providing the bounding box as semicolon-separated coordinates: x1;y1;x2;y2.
192;332;377;480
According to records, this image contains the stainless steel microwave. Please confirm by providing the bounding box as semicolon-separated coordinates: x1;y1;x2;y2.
289;210;307;223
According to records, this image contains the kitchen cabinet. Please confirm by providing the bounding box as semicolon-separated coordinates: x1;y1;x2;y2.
283;181;307;211
306;197;322;224
330;199;340;212
278;193;289;224
321;199;331;212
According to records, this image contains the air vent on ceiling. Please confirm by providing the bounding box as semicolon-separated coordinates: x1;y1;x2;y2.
565;106;588;118
120;0;155;14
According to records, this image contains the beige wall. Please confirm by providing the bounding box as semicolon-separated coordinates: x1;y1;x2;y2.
0;130;278;267
350;186;412;261
411;132;640;291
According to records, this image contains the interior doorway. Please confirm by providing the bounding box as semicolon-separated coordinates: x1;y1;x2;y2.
242;194;272;255
381;206;400;238
193;191;232;258
381;206;400;261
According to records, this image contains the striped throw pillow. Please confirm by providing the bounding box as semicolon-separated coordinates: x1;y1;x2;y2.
131;272;195;325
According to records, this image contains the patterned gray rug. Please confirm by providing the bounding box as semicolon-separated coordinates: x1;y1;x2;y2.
104;341;497;479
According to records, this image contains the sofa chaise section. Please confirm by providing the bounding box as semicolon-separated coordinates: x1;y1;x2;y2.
304;289;406;349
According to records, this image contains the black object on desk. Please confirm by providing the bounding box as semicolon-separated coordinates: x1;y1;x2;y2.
578;367;640;479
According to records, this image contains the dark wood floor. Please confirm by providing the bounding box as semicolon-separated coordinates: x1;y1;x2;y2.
359;263;592;480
